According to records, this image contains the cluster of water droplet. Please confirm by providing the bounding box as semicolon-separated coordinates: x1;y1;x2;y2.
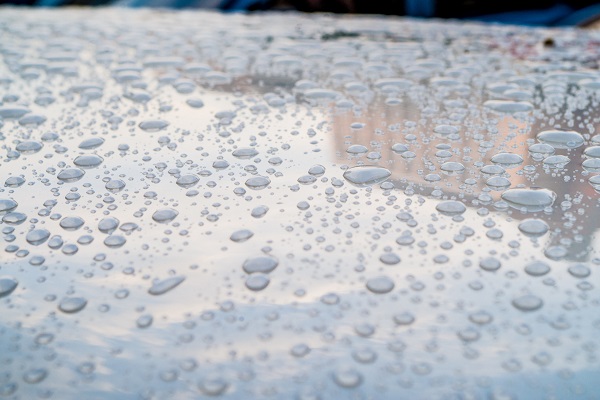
0;8;599;400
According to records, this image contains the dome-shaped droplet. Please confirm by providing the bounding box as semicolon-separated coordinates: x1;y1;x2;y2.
105;179;125;193
245;176;271;190
512;295;543;311
79;137;105;149
490;153;523;167
59;216;84;231
232;147;258;158
230;229;253;243
58;297;88;313
245;274;270;291
501;189;556;212
524;261;551;276
536;130;584;149
436;200;466;215
0;199;18;213
484;100;533;113
26;229;50;245
15;140;43;154
148;276;185;295
176;174;199;188
518;219;549;236
0;277;18;298
73;154;104;168
139;120;169;131
242;257;278;274
57;168;85;182
366;276;395;294
152;208;178;223
568;264;591;278
343;166;391;187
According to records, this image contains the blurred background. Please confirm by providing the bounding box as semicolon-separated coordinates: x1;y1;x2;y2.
2;0;600;27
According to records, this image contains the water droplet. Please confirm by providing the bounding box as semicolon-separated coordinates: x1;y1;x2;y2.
105;179;125;192
136;314;153;329
245;274;270;291
57;168;85;182
152;208;178;223
484;100;533;113
23;368;48;384
393;312;415;326
542;155;570;168
524;261;551;276
536;130;584;149
59;216;84;231
568;264;591;278
245;176;271;190
479;257;501;272
176;174;199;188
230;229;253;243
346;144;368;154
198;376;229;396
332;368;363;388
501;189;556;212
490;153;523;167
232;147;258;158
104;235;126;248
79;137;105;149
440;162;465;174
148;276;185;295
58;297;88;313
26;229;50;245
0;199;18;213
366;276;394;294
0;277;18;298
436;200;466;215
290;344;311;358
512;295;543;311
139;120;169;131
518;219;549;236
15;140;43;154
242;256;278;274
343;166;391;187
251;205;269;218
380;253;401;265
73;154;104;168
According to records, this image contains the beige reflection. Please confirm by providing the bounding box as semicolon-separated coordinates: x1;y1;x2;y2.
331;97;600;261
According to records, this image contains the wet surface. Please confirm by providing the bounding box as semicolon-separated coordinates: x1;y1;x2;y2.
1;8;600;399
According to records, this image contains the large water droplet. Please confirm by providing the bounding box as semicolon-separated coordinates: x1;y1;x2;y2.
343;166;391;187
245;176;271;190
245;274;270;291
518;219;549;236
58;297;88;313
501;189;556;212
148;276;185;295
26;229;50;245
57;168;85;182
242;256;278;274
536;130;584;149
152;208;178;223
366;276;395;294
0;199;18;213
0;277;18;298
512;295;543;311
139;120;169;131
73;154;104;168
436;200;466;215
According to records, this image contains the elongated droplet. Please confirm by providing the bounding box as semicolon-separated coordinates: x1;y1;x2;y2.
148;276;185;295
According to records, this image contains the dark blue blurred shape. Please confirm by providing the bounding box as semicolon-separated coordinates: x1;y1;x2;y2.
4;0;600;27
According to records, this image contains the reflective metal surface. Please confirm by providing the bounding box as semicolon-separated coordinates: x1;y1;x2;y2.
1;8;600;399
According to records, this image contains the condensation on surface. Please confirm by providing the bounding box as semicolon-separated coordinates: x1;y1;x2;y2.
0;8;600;400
